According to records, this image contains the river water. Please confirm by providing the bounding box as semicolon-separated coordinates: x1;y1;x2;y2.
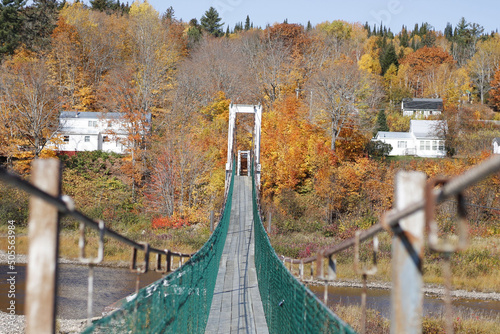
307;285;500;319
1;264;499;320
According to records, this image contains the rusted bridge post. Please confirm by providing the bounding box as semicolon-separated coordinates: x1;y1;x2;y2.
210;210;214;233
26;159;61;334
391;171;426;334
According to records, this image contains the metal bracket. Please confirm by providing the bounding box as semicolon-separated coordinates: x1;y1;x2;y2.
155;250;170;274
354;231;378;276
78;220;104;264
130;242;150;273
425;178;469;253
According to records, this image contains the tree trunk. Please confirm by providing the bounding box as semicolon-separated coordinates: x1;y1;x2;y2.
331;121;337;151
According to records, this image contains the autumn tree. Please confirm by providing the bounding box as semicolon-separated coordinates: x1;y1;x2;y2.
47;15;82;108
399;46;455;97
127;0;178;114
309;58;366;151
467;35;500;104
54;3;128;110
489;68;500;110
242;28;292;106
261;95;331;199
0;49;63;158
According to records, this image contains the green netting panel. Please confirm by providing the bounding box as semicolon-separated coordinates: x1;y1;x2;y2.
82;166;235;334
251;164;357;334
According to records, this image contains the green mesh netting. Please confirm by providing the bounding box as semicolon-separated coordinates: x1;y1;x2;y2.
251;163;357;334
82;165;235;334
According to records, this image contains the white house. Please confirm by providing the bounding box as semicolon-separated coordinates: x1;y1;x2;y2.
493;138;500;154
52;111;151;155
373;120;447;158
402;98;443;117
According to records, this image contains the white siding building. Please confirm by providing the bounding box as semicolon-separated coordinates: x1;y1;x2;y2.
493;138;500;154
52;111;151;155
373;120;447;158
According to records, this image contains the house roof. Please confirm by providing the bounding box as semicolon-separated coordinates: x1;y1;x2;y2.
402;98;443;111
410;120;446;139
376;132;413;139
60;111;125;119
60;111;152;123
493;138;500;145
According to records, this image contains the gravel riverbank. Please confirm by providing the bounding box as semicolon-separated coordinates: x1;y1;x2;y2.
0;312;87;334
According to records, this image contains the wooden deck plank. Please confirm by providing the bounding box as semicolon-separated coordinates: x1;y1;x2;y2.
205;176;269;334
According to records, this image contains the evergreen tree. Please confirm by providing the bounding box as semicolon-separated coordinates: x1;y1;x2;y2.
225;25;229;37
400;26;409;48
306;20;312;31
374;109;389;136
163;6;174;22
187;18;202;47
90;0;116;12
444;22;453;40
200;6;224;37
21;0;59;52
364;21;371;36
233;21;242;32
244;15;250;31
380;43;398;75
0;0;26;58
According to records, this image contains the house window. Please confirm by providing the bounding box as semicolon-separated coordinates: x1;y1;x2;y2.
398;141;407;149
438;141;445;151
420;141;425;150
432;141;437;150
88;120;97;127
63;136;69;142
425;141;431;150
84;136;90;142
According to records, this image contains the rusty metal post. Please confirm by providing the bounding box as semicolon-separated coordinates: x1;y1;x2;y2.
26;159;61;334
166;250;171;272
267;212;272;234
210;210;214;233
391;171;426;334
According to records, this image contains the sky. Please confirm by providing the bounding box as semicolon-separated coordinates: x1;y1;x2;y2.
143;0;500;34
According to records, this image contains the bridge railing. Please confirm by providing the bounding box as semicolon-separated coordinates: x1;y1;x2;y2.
250;159;357;334
0;158;236;333
262;155;500;334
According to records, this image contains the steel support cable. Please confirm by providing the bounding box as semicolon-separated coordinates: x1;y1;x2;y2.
0;166;191;257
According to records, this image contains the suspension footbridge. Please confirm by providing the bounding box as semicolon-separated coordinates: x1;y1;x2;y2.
1;103;499;333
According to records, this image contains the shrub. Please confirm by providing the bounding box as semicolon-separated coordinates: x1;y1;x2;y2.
152;216;191;229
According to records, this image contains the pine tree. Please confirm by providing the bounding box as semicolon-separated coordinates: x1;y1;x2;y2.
400;26;409;48
374;109;389;136
0;0;26;58
244;15;250;31
380;43;398;75
306;20;312;31
21;0;59;52
200;6;224;37
90;0;116;12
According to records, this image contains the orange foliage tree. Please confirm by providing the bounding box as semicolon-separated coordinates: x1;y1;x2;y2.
261;95;332;199
490;67;500;110
399;46;455;97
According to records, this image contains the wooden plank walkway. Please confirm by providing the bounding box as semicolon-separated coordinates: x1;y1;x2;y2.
205;176;269;334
